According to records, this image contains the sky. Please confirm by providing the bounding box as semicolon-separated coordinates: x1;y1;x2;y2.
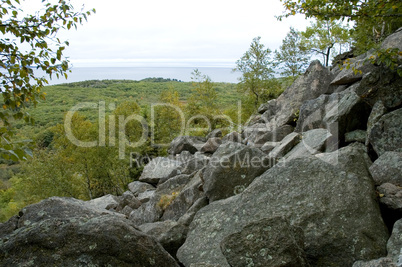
27;0;311;68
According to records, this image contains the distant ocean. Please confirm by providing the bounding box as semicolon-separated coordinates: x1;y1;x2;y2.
44;67;241;85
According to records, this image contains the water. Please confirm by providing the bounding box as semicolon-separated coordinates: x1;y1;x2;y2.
44;67;241;85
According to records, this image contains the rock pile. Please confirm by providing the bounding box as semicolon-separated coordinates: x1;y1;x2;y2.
1;29;401;266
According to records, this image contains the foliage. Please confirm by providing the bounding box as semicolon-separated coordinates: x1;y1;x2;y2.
186;69;220;135
278;0;402;53
233;37;277;110
157;191;179;210
0;0;95;161
368;48;402;77
301;19;351;66
275;27;310;79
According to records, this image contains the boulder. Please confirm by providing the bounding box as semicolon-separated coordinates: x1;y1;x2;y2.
179;154;209;175
203;142;271;202
200;137;222;154
268;132;301;159
296;89;371;150
387;218;402;265
128;181;155;196
352;258;397;267
168;136;206;155
177;144;388;267
138;220;188;258
284;129;332;161
248;124;294;146
260;141;279;154
86;194;119;211
355;66;402;110
381;27;402;51
377;183;402;212
139;157;181;184
137;190;155;203
330;56;376;85
220;217;308;267
369;151;402;186
206;129;223;139
129;174;191;225
162;171;205;221
365;100;387;146
262;60;335;128
257;99;276;115
222;131;242;143
0;197;179;267
345;130;367;143
369;108;402;156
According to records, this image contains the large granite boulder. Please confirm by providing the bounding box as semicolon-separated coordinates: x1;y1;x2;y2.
369;108;402;156
296;89;371;150
220;217;308;267
268;132;301;159
262;60;335;128
203;142;271;202
168;136;206;155
139;157;182;184
330;56;377;86
177;144;388;267
284;128;332;161
0;197;179;266
381;27;402;51
369;151;402;186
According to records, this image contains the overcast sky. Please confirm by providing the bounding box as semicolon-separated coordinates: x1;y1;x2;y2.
29;0;311;68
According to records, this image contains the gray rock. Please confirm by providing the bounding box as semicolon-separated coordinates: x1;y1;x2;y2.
177;197;209;227
139;220;188;258
355;65;402;110
162;171;205;221
345;130;367;143
179;155;209;175
352;258;397;267
128;181;155;196
249;124;294;146
331;56;376;85
369;108;402;156
86;194;119;211
220;217;308;267
262;60;335;128
137;189;155;203
117;191;142;210
258;99;276;115
387;218;402;265
370;151;402;186
139;157;182;184
377;183;402;211
260;141;279;153
296;90;371;151
0;197;179;267
284;129;332;161
203;142;271;202
177;144;388;267
268;132;301;159
222;131;242;143
207;129;223;139
365;100;387;146
200;137;222;154
381;27;402;51
168;136;206;155
130;174;191;225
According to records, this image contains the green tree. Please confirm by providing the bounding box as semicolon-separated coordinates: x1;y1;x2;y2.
275;27;311;80
233;37;276;109
186;69;219;134
0;0;95;161
301;19;351;66
278;0;401;53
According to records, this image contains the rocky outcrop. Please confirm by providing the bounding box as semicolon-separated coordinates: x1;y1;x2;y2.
168;136;206;155
177;144;389;267
0;197;179;266
203;142;271;202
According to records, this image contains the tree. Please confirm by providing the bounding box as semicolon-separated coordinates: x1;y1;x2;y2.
278;0;402;53
300;19;351;66
0;0;95;161
233;37;276;109
275;27;310;80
